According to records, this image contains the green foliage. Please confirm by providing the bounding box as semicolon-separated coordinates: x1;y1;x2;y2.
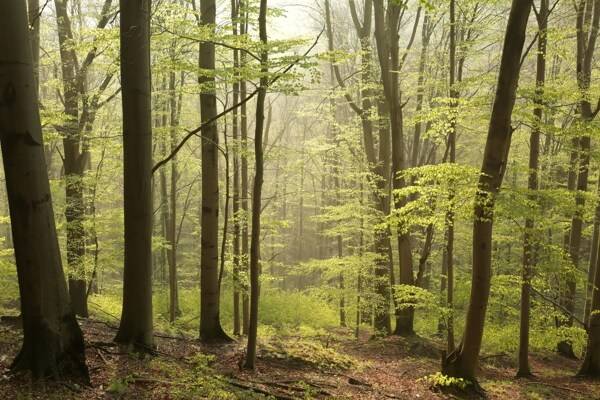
106;375;135;394
418;372;470;390
260;336;357;370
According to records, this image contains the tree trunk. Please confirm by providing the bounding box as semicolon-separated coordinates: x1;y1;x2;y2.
168;71;181;323
114;0;154;352
578;218;600;375
231;0;241;337
518;0;547;378
373;0;415;336
560;0;600;357
244;0;268;369
442;0;532;385
240;0;250;335
0;1;88;381
54;0;89;318
199;0;230;342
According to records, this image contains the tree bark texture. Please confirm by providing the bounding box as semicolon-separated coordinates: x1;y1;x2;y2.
199;0;230;342
114;0;154;352
0;1;88;380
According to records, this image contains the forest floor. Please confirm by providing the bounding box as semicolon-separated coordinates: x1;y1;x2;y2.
0;318;598;399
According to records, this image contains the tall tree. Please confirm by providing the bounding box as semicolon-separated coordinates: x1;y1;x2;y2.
442;0;533;386
578;221;600;375
518;0;548;378
0;0;88;380
54;0;115;317
327;0;394;335
373;0;418;335
199;0;230;341
244;0;268;370
114;0;154;352
560;0;600;357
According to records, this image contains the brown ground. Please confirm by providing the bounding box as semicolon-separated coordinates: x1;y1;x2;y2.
0;319;598;399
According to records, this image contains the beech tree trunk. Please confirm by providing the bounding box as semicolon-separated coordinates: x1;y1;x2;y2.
199;0;230;342
518;0;547;378
442;0;532;384
240;0;250;335
373;0;416;336
329;0;393;335
579;219;600;375
231;0;241;337
0;1;88;381
244;0;268;370
560;0;600;358
114;0;154;352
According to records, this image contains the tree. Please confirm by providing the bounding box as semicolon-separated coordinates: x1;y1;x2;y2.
373;0;419;335
442;0;533;386
559;0;600;358
198;0;230;342
0;0;88;380
244;0;268;370
54;0;116;318
518;0;548;378
114;0;154;352
578;221;600;375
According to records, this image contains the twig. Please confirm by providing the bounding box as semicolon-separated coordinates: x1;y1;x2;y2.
257;380;332;396
228;380;300;400
152;28;324;174
95;347;109;365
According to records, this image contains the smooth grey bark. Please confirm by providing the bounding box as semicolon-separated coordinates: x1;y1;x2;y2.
199;0;230;342
114;0;154;352
0;0;88;380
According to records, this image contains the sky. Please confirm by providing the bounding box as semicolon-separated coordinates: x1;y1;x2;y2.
268;0;322;40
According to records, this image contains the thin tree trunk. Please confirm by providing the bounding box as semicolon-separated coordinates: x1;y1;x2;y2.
244;0;268;370
240;0;250;335
168;71;181;322
518;0;547;378
231;0;241;337
578;213;600;375
560;0;600;357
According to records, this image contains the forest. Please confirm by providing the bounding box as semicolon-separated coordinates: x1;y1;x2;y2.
1;0;600;398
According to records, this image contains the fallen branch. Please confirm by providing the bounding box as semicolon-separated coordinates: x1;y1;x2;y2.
228;380;300;400
257;380;332;396
95;347;109;365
